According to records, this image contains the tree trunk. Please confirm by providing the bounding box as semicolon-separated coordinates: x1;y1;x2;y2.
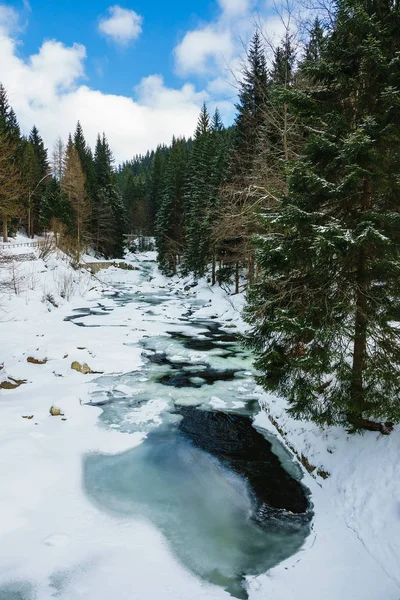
77;208;81;249
2;217;8;243
283;103;289;161
212;253;216;286
348;177;389;432
248;253;255;287
351;243;368;415
96;216;100;254
28;196;31;239
235;262;239;294
347;414;393;435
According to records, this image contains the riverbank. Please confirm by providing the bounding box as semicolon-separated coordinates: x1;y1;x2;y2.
0;245;398;599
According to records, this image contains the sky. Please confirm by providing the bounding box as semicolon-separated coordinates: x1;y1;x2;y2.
0;0;289;163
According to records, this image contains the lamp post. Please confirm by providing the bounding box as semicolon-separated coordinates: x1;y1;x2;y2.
28;172;52;239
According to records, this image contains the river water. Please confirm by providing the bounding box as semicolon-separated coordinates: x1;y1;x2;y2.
68;260;312;599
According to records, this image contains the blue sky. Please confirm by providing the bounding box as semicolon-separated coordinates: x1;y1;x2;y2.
0;0;286;162
22;0;221;97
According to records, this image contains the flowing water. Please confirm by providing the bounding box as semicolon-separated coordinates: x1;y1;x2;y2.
71;260;312;598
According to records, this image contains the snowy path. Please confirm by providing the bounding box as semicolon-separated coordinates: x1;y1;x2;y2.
0;252;398;600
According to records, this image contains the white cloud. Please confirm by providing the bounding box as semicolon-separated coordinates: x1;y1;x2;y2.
174;4;253;79
135;74;206;109
0;24;207;163
98;5;142;46
218;0;250;16
0;4;21;33
174;26;234;77
174;0;294;83
207;75;236;98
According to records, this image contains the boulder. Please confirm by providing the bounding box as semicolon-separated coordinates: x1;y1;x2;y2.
27;357;47;365
71;361;101;375
0;377;27;390
71;361;93;374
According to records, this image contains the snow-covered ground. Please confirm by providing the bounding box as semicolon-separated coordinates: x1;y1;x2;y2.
0;239;398;599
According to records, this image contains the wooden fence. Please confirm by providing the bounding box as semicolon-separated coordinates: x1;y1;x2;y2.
0;240;47;249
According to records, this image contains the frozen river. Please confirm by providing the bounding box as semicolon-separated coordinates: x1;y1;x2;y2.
75;261;312;598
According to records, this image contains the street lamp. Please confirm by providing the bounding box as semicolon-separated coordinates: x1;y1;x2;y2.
28;172;52;239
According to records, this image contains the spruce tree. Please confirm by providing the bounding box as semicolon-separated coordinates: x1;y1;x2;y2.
209;109;231;283
155;137;188;274
38;178;73;233
52;137;65;181
27;126;50;236
149;146;165;231
62;135;90;252
183;103;213;276
122;170;138;233
74;121;96;202
245;0;400;434
303;18;325;66
0;85;23;240
215;31;268;286
93;133;126;257
230;31;268;182
253;32;299;197
270;34;296;86
21;141;40;237
0;132;24;242
29;126;49;176
0;84;21;144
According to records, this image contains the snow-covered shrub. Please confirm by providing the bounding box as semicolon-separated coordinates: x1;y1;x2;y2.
37;236;55;260
56;271;76;300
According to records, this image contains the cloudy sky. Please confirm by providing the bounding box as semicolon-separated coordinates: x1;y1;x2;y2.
0;0;287;163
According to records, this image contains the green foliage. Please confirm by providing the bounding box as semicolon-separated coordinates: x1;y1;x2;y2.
149;146;166;227
302;18;325;67
245;0;400;431
183;105;231;277
0;84;25;240
26;126;50;235
93;133;126;257
74;121;96;205
0;83;21;144
29;126;49;176
155;137;188;274
95;184;127;258
183;104;213;276
38;177;74;232
230;30;269;182
270;34;296;85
